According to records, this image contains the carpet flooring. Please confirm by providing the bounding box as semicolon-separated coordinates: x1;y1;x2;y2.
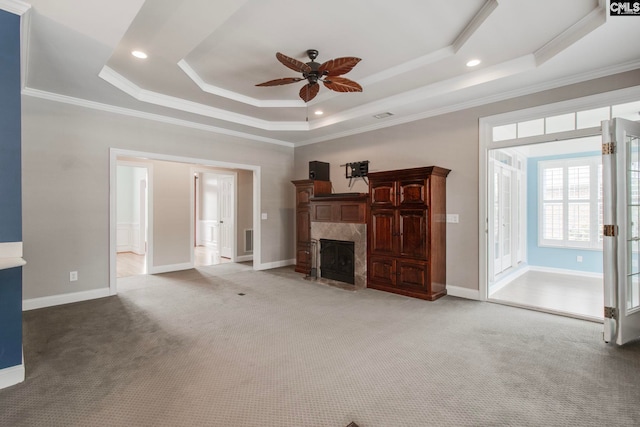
1;263;640;426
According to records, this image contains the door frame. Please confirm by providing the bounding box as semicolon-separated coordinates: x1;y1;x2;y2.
109;148;261;296
479;85;640;302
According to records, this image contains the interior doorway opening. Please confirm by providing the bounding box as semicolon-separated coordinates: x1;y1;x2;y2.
110;149;259;293
193;170;237;268
487;137;604;321
116;161;149;279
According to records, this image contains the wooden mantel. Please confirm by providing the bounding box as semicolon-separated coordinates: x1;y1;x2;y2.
309;193;368;224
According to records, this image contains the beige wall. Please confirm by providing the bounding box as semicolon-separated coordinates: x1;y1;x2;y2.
22;98;294;300
293;70;640;292
151;160;192;267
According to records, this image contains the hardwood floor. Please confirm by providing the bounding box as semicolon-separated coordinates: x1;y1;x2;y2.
117;246;228;278
116;252;146;278
490;270;603;321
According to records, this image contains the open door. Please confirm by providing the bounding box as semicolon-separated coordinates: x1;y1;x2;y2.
219;175;235;260
603;118;640;345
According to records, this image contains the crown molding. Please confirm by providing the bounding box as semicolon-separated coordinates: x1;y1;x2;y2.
21;87;295;148
178;60;304;108
0;0;30;15
99;66;308;131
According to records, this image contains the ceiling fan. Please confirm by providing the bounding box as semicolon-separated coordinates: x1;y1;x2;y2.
256;49;362;102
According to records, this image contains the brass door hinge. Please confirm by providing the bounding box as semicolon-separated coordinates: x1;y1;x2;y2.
604;225;618;237
602;142;615;155
604;306;618;320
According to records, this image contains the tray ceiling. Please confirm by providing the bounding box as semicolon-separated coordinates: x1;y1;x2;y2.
14;0;640;147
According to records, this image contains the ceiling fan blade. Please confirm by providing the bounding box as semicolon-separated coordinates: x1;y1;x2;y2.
319;57;361;76
323;77;362;93
299;83;319;102
256;77;304;87
276;52;312;73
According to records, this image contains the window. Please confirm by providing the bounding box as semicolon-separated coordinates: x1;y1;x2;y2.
539;156;602;249
490;99;640;143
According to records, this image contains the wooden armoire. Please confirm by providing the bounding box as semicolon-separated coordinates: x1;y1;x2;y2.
291;179;331;274
367;166;450;300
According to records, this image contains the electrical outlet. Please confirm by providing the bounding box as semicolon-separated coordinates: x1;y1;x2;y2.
70;271;78;282
577;256;583;262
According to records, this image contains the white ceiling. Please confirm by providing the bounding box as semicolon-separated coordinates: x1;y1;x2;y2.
14;0;640;147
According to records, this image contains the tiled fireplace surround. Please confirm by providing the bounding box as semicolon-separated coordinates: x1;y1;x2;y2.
311;222;366;289
309;195;367;290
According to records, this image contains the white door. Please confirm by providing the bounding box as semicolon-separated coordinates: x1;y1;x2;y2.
603;118;640;345
491;161;514;276
219;175;235;259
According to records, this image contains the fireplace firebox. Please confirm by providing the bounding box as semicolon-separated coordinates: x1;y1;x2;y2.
319;239;355;284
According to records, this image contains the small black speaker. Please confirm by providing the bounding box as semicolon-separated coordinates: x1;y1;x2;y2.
309;161;330;181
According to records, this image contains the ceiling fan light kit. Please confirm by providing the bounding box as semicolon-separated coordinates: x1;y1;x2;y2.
256;49;363;102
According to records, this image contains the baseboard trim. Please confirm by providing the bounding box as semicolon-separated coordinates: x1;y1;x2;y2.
446;285;481;300
149;262;193;275
255;258;295;271
0;362;24;390
528;265;603;278
23;288;111;311
235;255;253;262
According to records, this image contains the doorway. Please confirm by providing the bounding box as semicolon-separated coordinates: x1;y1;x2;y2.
116;162;149;279
109;149;261;295
193;170;237;267
487;137;604;321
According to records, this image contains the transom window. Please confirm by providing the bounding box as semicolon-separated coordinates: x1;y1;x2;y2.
492;100;640;142
538;156;603;249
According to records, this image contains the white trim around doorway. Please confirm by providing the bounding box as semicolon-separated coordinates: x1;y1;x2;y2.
479;84;640;302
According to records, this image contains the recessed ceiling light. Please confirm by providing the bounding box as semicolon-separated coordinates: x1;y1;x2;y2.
466;59;481;67
373;112;394;119
131;50;148;59
314;110;323;116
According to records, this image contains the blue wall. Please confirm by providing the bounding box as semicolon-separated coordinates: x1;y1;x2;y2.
527;152;603;274
0;9;23;371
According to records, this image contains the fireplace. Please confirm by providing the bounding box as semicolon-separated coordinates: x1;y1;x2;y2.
308;192;368;290
320;239;355;284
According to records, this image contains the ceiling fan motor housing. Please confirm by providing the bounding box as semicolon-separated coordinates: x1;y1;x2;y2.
304;49;326;84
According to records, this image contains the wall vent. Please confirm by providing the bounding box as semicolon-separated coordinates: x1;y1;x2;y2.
244;229;253;252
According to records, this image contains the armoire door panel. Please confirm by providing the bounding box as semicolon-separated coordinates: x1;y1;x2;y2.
397;261;428;290
296;209;310;243
399;210;427;259
370;181;395;207
370;210;395;255
369;256;395;285
399;179;427;206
